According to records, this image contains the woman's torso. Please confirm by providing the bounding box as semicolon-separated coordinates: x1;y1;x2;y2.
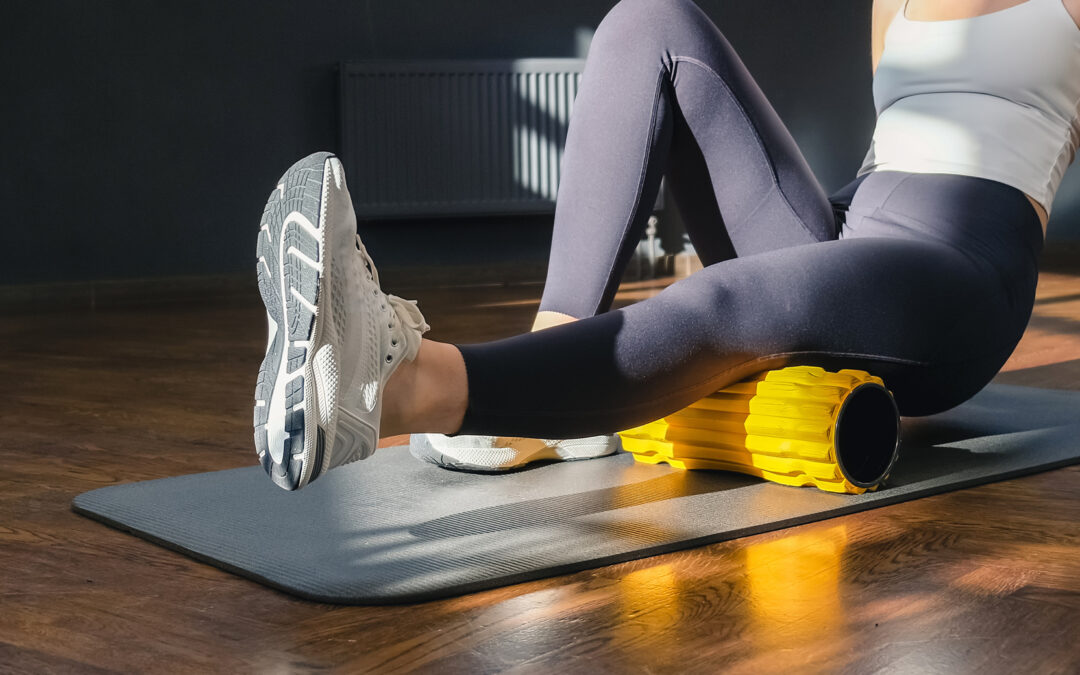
864;0;1080;231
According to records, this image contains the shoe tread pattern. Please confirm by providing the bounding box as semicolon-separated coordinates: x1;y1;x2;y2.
254;152;333;490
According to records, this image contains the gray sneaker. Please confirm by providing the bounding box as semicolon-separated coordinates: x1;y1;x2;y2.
254;152;430;490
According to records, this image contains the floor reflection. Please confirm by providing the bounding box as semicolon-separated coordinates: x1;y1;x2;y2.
614;562;686;661
743;524;849;649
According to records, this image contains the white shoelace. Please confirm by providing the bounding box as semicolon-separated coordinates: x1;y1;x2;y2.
355;235;430;361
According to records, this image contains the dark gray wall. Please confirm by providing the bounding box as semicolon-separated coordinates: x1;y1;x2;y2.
4;0;1078;285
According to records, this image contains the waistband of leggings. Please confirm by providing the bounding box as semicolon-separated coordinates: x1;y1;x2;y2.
836;170;1044;257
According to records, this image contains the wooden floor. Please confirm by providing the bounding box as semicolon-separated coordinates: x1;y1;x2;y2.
2;258;1079;674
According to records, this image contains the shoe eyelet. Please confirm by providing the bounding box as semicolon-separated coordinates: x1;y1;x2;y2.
391;338;398;347
385;354;393;363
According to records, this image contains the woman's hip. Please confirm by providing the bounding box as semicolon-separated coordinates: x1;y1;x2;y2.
836;170;1044;272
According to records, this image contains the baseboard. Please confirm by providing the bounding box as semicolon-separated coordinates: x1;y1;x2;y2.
0;263;551;313
4;243;1070;314
0;275;260;313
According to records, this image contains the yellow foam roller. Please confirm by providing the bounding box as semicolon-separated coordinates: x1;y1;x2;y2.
618;366;901;494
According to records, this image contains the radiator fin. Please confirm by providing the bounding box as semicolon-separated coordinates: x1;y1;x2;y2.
340;60;586;219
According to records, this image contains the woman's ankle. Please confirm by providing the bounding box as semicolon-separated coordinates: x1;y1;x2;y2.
380;339;468;437
382;313;577;437
531;310;578;332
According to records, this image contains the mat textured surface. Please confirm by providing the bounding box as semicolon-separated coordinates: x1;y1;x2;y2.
73;384;1080;605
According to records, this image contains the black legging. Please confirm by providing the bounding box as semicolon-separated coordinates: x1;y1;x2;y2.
454;0;1043;438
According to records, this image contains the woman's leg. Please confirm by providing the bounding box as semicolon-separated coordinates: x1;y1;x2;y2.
537;0;836;321
444;170;1042;439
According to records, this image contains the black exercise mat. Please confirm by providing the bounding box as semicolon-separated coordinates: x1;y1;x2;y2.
73;383;1080;604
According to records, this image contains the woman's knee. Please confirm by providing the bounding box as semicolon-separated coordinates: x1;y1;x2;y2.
591;0;715;60
645;267;732;342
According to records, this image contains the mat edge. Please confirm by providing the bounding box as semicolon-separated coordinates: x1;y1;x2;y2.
70;452;1080;605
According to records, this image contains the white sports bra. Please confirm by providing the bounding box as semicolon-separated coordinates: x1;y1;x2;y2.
857;0;1080;216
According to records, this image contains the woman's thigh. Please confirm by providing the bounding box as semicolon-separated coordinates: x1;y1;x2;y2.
613;232;1035;417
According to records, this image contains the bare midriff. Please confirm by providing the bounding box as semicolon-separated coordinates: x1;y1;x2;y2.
1025;193;1049;234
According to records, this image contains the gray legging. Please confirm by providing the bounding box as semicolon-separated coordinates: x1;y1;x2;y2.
454;0;1043;437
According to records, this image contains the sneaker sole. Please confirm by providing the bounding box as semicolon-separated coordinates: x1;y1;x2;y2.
409;434;622;473
254;152;336;491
